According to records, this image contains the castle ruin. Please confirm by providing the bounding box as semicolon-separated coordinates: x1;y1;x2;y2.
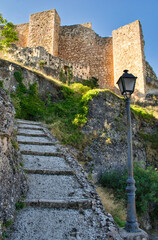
8;9;158;98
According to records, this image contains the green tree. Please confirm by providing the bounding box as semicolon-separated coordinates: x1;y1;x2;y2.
0;13;18;51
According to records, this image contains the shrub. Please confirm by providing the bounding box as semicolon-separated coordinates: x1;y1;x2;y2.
15;201;25;210
70;83;91;95
100;163;158;219
11;71;45;120
39;60;46;68
59;70;67;83
73;89;106;126
131;105;154;121
140;131;158;149
82;77;99;89
0;80;3;88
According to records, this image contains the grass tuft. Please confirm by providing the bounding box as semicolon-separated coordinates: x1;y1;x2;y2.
131;105;154;121
96;186;126;227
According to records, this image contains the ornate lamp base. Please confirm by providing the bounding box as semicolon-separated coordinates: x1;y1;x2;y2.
119;228;148;240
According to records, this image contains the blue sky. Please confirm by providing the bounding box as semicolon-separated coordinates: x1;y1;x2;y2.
1;0;158;77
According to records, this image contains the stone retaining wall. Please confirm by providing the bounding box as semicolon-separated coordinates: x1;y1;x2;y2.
2;46;90;82
0;58;64;98
0;88;27;234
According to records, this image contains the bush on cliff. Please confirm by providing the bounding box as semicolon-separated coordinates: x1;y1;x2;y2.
99;163;158;225
11;71;45;120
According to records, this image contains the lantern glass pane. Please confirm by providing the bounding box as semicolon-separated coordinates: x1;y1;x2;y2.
123;78;135;92
118;79;123;94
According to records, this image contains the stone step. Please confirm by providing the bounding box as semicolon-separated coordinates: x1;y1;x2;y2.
22;151;63;157
26;174;85;201
18;125;43;130
19;144;60;155
25;169;74;175
17;135;52;144
8;207;107;240
18;141;56;146
24;199;92;209
22;155;71;171
16;119;41;125
18;129;45;135
17;133;47;137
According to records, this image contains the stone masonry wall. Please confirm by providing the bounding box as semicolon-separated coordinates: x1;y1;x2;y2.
146;61;158;80
80;23;92;29
0;58;63;99
58;25;114;89
145;61;158;95
2;45;90;81
15;23;29;48
27;9;60;56
52;10;61;57
112;20;146;98
0;88;27;233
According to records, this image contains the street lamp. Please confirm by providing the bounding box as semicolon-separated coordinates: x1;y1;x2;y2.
117;70;139;232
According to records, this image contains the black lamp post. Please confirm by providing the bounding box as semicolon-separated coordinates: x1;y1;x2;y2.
117;70;139;232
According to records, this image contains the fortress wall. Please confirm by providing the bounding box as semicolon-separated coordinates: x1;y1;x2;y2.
58;25;114;89
52;10;61;57
6;9;158;98
80;23;92;29
145;61;158;96
146;61;158;80
112;20;146;98
15;23;29;47
27;9;60;56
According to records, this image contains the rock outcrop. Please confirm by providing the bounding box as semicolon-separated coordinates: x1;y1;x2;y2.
80;91;158;178
0;58;63;100
0;88;27;235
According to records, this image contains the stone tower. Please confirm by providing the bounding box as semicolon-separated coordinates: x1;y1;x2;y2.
112;20;146;98
27;9;60;56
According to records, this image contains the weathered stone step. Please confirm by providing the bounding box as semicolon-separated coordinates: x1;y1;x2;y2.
18;125;43;130
26;174;85;201
21;151;63;157
8;207;107;240
18;123;42;128
17;135;52;144
16;119;41;125
25;169;74;175
18;141;56;145
22;155;71;171
18;129;45;135
17;132;47;137
24;199;92;209
19;144;58;153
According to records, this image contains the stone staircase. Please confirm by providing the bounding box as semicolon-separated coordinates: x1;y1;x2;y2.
7;119;121;240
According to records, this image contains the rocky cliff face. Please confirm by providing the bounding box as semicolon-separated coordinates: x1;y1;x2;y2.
80;91;158;180
0;88;27;235
0;58;63;100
